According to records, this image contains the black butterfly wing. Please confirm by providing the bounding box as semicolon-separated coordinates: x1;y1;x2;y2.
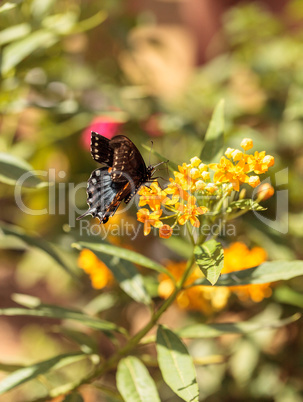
90;132;114;165
77;167;124;223
79;133;153;223
109;135;148;184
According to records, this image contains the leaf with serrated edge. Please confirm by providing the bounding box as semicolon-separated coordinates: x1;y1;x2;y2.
194;239;224;285
117;356;160;402
156;326;199;402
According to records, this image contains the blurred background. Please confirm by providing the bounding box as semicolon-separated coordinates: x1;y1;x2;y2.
1;0;303;400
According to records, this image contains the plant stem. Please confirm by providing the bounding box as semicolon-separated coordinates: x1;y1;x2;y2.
33;254;196;401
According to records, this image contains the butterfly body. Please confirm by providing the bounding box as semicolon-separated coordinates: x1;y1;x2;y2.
78;133;154;223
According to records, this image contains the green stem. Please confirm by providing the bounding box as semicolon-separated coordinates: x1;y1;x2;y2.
33;254;196;401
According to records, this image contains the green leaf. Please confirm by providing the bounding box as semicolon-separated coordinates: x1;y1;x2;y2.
0;224;79;281
0;0;23;13
192;260;303;287
200;99;225;163
274;286;303;308
141;144;178;173
73;242;152;305
177;314;301;338
0;352;88;395
0;153;48;188
1;29;57;75
73;242;167;275
0;305;122;333
226;199;266;213
194;240;224;285
0;23;31;46
163;236;192;259
156;326;199;402
62;392;84;402
117;357;160;402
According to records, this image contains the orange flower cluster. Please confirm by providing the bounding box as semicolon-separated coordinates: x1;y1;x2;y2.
137;139;274;237
209;138;274;191
158;242;271;314
78;249;113;289
137;181;208;237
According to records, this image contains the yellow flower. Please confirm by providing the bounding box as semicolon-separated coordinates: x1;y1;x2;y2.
240;138;254;151
137;208;163;235
78;249;113;289
174;163;196;191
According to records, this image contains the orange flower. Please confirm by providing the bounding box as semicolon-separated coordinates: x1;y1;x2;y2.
137;208;163;235
246;151;274;174
78;249;113;289
158;242;271;314
222;242;271;302
158;262;230;314
176;196;208;227
138;182;168;211
159;224;173;239
209;156;249;191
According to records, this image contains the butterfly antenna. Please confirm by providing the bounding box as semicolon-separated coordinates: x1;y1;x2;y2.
149;140;154;166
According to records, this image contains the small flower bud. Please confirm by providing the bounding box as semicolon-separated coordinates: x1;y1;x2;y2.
248;176;260;188
190;156;201;167
231;149;243;161
159;224;173;239
263;155;275;167
225;148;235;158
201;171;210;180
240;138;253;151
195;180;206;190
198;163;207;172
256;183;274;201
190;168;200;179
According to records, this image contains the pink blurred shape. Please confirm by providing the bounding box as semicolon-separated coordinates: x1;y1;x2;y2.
81;116;122;149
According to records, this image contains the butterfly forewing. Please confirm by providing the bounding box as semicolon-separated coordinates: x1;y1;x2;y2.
110;136;148;184
90;132;114;165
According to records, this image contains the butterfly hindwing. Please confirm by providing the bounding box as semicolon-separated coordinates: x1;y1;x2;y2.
78;167;124;223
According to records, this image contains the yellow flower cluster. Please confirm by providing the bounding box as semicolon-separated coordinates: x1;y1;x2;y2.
137;139;274;237
158;242;271;314
209;138;274;191
78;249;113;289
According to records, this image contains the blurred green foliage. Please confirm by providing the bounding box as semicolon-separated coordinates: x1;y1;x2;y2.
0;1;303;401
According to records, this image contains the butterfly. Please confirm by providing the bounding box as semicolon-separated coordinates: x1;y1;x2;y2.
77;132;156;223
